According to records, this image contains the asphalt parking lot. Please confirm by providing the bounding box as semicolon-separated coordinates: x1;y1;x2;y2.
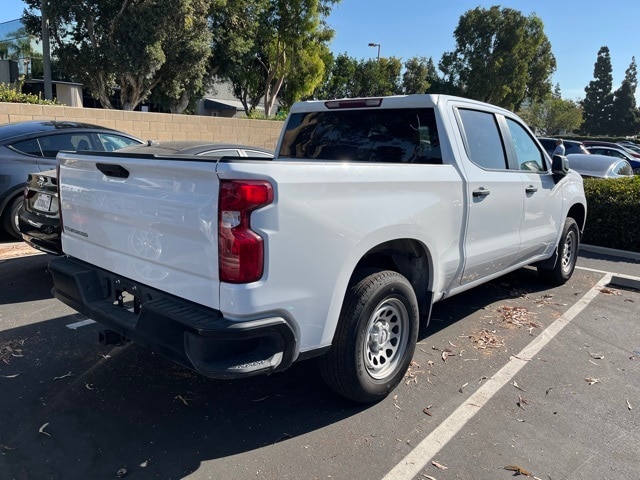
1;238;638;480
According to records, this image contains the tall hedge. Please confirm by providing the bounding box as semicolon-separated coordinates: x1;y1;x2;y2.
582;176;640;252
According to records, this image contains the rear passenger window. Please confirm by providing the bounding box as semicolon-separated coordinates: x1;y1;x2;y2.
10;138;43;156
458;109;507;170
38;134;77;157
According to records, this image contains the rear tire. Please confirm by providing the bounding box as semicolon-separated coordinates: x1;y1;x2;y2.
538;217;579;285
1;196;23;240
319;270;419;403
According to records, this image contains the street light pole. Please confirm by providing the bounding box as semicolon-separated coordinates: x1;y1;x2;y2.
368;42;381;62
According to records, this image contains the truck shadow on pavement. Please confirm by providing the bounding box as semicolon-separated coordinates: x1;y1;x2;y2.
0;254;602;479
1;253;55;305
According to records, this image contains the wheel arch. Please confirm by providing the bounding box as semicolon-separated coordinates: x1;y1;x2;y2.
346;238;434;327
567;202;586;235
0;184;26;217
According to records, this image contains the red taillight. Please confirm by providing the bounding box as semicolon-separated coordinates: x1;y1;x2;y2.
218;180;273;283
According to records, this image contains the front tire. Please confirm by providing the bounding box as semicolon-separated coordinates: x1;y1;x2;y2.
538;217;580;285
319;270;419;403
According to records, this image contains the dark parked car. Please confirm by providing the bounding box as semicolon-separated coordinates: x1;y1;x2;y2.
18;141;274;255
585;146;640;174
116;140;275;158
582;140;640;159
537;137;590;157
1;120;143;239
18;169;60;254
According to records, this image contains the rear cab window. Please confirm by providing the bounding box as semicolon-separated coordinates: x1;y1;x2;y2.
279;108;442;164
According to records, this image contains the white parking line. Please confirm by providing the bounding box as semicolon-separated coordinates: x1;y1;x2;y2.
66;319;97;330
382;273;612;480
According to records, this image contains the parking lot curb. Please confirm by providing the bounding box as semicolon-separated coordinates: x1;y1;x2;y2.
609;275;640;291
580;243;640;262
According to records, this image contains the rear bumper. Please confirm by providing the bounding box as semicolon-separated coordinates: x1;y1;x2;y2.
18;206;62;255
49;256;297;379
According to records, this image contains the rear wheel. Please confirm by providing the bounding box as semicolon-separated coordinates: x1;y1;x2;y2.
319;270;419;403
1;196;23;240
538;217;580;285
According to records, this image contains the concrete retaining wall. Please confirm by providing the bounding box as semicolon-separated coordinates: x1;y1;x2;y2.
0;102;283;150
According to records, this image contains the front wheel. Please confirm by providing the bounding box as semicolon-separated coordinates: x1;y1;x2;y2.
319;270;419;403
538;217;580;285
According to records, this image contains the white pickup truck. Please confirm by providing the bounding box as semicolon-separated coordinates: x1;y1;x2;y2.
49;95;586;402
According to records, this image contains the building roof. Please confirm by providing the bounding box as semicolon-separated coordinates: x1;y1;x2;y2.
203;98;264;112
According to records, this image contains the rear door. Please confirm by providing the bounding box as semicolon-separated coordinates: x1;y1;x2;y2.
454;107;524;284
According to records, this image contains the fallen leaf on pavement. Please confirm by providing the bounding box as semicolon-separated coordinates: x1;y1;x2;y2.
423;405;433;416
512;380;526;392
504;465;532;476
38;423;51;437
517;395;530;410
585;377;601;385
599;287;621;295
431;460;448;470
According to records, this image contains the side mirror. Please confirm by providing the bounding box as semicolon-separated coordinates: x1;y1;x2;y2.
552;154;569;175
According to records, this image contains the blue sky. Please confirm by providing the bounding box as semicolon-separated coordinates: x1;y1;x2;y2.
3;0;639;102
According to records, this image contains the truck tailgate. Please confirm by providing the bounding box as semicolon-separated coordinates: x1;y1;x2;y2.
57;151;221;310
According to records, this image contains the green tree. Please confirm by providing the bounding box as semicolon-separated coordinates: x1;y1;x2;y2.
315;54;402;99
360;57;402;96
148;1;212;113
610;57;639;136
280;42;332;108
402;56;437;94
211;0;339;115
439;6;556;110
314;52;358;99
210;0;267;114
22;0;212;110
581;46;614;135
518;97;583;135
